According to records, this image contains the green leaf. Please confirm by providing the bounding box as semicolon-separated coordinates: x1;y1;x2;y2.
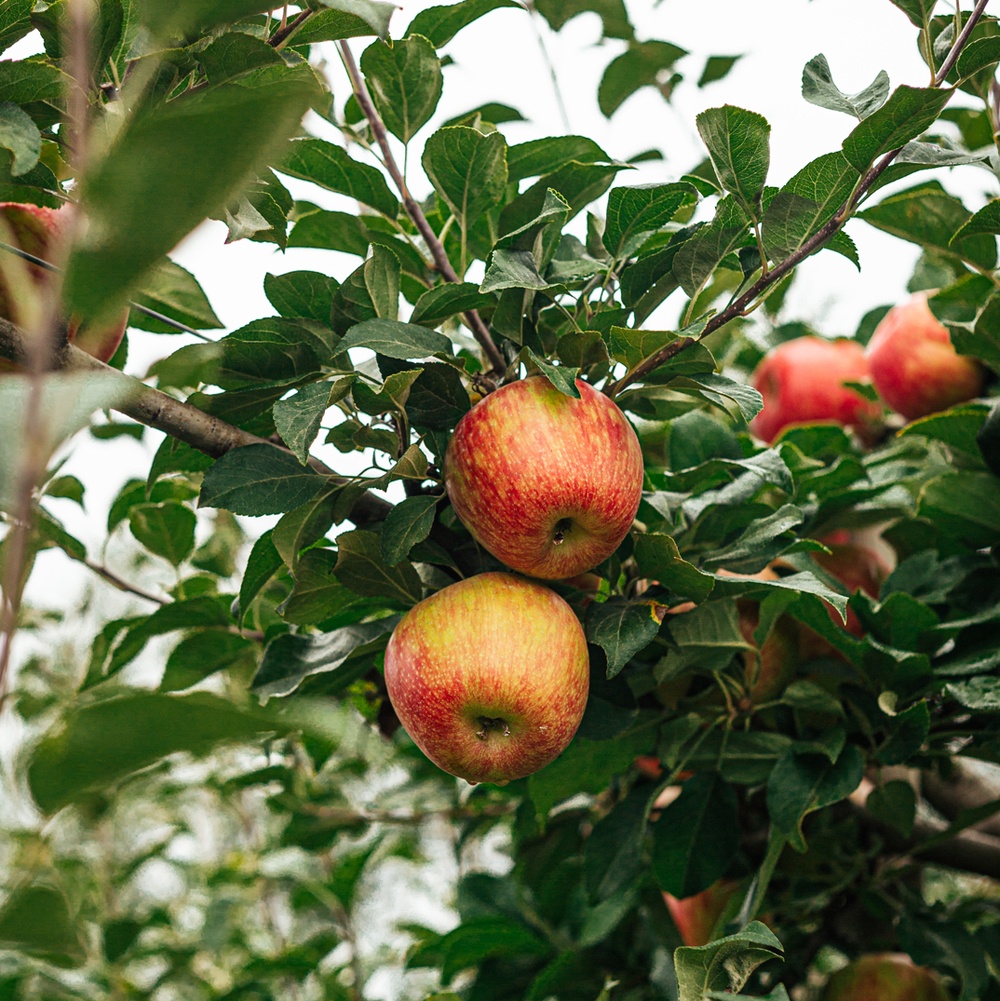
889;0;935;28
867;778;917;837
199;30;285;85
956;35;1000;80
761;151;860;260
587;599;667;678
407;0;525;47
161;631;256;692
364;243;401;320
0;0;34;56
131;258;223;333
291;0;397;43
841;85;952;172
696;105;771;217
480;249;553;293
264;269;339;323
280;137;399;217
214;317;330;390
279;548;368;625
28;692;281;813
766;743;865;851
860;181;997;270
584;785;650;902
528;728;653;818
0;57;71;105
381;494;439;565
674;373;764;424
598;40;687;117
335;529;423;605
918;471;1000;549
533;0;632;39
702;503;804;571
65;64;320;324
525;347;580;397
633;534;715;602
675;923;784;1001
699;54;743;88
0;885;85;968
946;677;1000;711
0;100;40;176
408;916;551;986
400;362;471;430
129;501;197;566
603;182;696;259
410;282;495;326
651;772;740;898
138;0;284;36
802;55;889;119
422;126;508;230
672;197;749;297
506;136;610;183
360;34;443;143
288;206;372;256
272;382;336;465
253;618;397;699
898;404;990;459
200;444;326;516
339;317;452;359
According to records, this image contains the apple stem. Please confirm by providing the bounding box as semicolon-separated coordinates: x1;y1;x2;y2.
553;518;573;545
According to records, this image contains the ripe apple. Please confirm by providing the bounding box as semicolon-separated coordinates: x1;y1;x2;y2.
0;201;128;365
383;572;590;784
444;376;644;580
738;600;799;704
867;293;985;421
750;336;881;443
663;879;740;947
822;953;950;1000
811;535;891;637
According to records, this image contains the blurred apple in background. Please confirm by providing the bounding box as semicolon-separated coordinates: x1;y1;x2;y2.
663;879;740;947
0;201;128;365
867;293;985;421
750;336;881;443
444;376;644;579
821;953;950;1000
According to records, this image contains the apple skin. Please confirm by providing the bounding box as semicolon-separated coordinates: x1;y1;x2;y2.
0;201;128;365
738;600;799;704
444;377;644;580
812;536;891;637
822;953;950;1001
750;337;881;443
663;879;740;947
867;293;985;421
383;572;590;785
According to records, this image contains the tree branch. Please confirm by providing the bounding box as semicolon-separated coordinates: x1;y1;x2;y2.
0;318;392;527
606;0;992;398
336;40;507;376
269;8;311;48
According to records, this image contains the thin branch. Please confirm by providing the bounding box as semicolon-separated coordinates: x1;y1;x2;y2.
0;317;393;527
606;0;992;398
336;40;507;375
82;557;169;604
269;8;311;48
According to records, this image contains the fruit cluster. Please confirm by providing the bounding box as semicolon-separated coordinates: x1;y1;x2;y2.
384;376;644;784
749;293;986;443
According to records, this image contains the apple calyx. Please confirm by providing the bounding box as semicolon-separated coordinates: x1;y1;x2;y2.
474;715;512;740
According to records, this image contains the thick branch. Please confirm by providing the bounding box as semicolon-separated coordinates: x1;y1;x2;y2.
606;0;992;397
922;762;1000;838
0;318;392;526
336;40;507;375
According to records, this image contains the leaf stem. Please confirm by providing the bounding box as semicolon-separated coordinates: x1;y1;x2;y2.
606;0;992;398
336;41;506;374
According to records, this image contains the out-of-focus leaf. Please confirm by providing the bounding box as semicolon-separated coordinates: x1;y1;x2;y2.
0;885;85;968
598;40;687;117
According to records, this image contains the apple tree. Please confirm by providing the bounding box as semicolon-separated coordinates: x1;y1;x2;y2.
1;1;1000;998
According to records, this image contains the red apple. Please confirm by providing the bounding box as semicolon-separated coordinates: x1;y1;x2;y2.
383;572;590;784
750;336;881;443
663;879;740;947
738;600;799;704
811;537;891;637
867;293;985;421
0;201;128;365
444;376;644;579
822;953;950;1000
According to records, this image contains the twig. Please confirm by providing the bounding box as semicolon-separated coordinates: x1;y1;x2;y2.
606;0;992;397
269;8;311;48
0;317;393;527
336;41;507;375
82;557;169;604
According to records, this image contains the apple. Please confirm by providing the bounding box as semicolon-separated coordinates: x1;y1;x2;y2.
0;201;128;365
750;336;881;443
738;600;799;704
383;571;590;784
867;293;985;421
822;953;950;1000
444;376;644;580
663;879;740;947
811;535;892;637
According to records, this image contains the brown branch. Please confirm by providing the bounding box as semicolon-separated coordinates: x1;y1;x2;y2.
269;8;311;48
336;40;507;376
606;0;992;398
0;318;392;527
82;557;169;604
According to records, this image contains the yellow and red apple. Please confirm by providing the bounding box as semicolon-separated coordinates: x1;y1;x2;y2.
383;572;590;784
444;376;644;579
822;953;950;1000
867;292;985;421
750;336;881;443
